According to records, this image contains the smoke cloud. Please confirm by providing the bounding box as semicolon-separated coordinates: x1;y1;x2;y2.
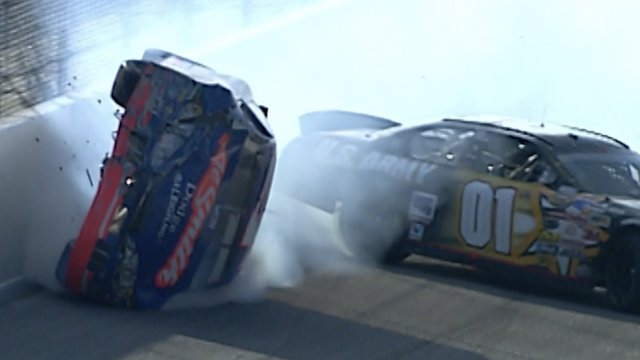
164;189;370;310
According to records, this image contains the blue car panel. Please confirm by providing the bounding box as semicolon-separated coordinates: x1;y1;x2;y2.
55;50;276;309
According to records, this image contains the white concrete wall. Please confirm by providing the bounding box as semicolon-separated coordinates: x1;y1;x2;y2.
0;93;117;294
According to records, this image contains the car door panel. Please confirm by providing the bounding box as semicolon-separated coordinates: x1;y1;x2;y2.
412;170;546;265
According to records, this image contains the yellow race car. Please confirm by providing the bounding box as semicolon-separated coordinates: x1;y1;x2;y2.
275;110;640;313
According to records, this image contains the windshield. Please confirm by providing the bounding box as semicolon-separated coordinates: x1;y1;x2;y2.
559;152;640;197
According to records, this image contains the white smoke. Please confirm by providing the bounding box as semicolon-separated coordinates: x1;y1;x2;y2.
14;95;371;311
24;0;640;310
20;95;118;293
164;190;368;310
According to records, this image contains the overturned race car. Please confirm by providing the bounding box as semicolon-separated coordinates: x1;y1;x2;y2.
276;110;640;313
55;49;276;309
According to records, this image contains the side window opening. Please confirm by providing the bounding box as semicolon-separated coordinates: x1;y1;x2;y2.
408;128;459;159
408;128;558;185
509;152;558;185
439;131;525;176
408;127;477;164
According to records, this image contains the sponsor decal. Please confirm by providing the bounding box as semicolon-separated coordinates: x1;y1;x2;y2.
154;134;230;288
359;151;436;183
312;139;436;183
532;240;580;276
563;198;611;228
588;212;611;228
408;222;426;241
536;241;583;258
539;230;560;243
541;219;599;246
557;255;571;276
408;191;438;223
541;194;613;231
157;173;197;238
532;219;599;277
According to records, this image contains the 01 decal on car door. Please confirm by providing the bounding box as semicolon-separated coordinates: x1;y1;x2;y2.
460;180;517;254
456;177;544;264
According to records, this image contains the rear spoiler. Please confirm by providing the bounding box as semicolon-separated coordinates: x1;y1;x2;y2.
299;110;401;135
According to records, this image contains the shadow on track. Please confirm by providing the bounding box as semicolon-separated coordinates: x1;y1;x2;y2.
0;291;487;360
385;256;640;326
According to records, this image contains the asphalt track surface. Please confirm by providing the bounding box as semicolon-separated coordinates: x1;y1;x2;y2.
3;252;640;360
4;1;640;359
3;193;640;360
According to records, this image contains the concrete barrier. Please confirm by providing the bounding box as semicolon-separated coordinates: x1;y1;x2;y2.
0;92;118;300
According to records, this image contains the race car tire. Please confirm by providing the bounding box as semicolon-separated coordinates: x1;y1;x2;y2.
605;230;640;312
337;197;410;265
111;61;143;108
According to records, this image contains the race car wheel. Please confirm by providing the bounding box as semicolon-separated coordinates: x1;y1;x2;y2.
605;231;640;312
337;197;410;265
111;60;143;108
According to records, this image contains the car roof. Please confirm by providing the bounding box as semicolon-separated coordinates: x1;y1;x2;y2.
436;115;630;154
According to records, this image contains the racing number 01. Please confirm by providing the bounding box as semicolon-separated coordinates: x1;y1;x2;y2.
460;181;516;254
